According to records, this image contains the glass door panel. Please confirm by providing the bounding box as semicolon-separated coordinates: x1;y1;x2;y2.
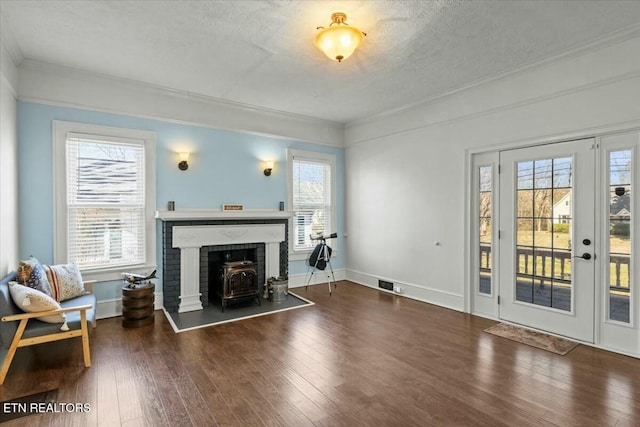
599;131;638;354
499;139;595;343
472;151;499;319
479;166;493;295
608;150;632;323
515;157;573;311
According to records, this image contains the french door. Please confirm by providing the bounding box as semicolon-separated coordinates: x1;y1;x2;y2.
499;139;596;342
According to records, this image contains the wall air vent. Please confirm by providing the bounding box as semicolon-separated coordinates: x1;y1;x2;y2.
378;280;393;291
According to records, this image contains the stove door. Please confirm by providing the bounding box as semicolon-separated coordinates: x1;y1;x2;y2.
226;268;258;298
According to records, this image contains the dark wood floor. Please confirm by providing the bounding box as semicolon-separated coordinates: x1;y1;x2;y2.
1;281;639;426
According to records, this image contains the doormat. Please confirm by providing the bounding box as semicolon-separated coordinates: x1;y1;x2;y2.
0;389;58;423
484;323;579;355
164;291;314;333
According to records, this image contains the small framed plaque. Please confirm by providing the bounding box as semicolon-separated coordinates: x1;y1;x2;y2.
222;204;244;211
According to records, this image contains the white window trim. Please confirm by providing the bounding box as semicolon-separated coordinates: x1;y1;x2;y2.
286;149;337;261
53;121;156;281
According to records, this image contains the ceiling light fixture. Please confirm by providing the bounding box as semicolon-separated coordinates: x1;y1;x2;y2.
314;12;366;63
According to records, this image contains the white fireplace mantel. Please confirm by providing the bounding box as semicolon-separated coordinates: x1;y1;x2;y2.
173;224;285;248
155;209;292;221
171;223;286;313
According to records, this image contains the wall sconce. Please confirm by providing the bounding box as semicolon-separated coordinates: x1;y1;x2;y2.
263;160;274;176
178;152;189;171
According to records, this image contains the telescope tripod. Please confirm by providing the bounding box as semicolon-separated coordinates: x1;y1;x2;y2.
305;236;337;295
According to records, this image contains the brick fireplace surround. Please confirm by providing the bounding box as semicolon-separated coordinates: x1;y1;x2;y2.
157;210;290;313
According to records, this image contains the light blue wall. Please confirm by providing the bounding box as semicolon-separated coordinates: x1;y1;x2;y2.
17;101;345;302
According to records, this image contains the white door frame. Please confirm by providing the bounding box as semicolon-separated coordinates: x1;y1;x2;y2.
597;131;639;354
464;122;640;357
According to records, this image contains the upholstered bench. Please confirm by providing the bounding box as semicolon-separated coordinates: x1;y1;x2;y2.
0;271;97;384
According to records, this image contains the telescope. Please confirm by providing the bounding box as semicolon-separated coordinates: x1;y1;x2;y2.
310;233;338;241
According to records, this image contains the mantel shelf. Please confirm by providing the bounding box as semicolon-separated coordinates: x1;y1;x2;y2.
155;209;292;221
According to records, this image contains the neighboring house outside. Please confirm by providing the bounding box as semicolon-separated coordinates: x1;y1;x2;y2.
552;192;572;224
614;207;631;218
610;191;632;220
552;191;631;223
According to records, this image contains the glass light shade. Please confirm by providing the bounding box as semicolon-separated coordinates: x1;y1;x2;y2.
177;152;190;170
264;160;274;170
314;24;364;62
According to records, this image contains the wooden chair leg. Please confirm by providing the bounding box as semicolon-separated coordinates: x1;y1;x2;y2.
80;311;91;367
0;319;28;385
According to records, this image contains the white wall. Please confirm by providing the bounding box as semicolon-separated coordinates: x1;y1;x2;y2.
0;39;19;276
344;35;640;311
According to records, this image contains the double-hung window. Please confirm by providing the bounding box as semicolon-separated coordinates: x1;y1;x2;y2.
287;149;336;256
54;121;156;281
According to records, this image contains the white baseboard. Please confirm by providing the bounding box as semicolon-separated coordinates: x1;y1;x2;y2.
96;292;164;319
346;269;464;312
287;268;346;288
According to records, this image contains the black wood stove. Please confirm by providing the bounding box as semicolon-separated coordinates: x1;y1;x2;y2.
218;260;261;311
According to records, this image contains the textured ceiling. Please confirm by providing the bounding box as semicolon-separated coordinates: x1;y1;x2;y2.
1;0;640;123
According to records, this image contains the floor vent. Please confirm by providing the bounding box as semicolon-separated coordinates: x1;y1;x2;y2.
378;280;393;291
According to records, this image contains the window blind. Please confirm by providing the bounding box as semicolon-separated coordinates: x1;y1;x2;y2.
292;157;332;250
66;134;146;269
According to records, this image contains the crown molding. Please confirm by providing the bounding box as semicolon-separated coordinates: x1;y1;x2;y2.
346;71;640;148
347;24;640;130
17;59;345;147
346;33;640;146
0;38;18;94
0;14;24;68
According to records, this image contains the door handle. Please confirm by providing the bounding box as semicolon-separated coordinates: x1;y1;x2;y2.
573;253;592;260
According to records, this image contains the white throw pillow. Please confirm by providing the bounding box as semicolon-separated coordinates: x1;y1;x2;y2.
8;282;68;330
43;263;86;302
